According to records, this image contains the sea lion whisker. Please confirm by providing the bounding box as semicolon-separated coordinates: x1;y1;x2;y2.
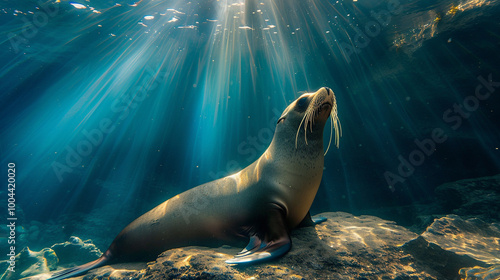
304;109;311;145
307;110;312;133
295;111;308;149
332;103;341;148
312;110;316;129
324;114;334;156
312;110;316;127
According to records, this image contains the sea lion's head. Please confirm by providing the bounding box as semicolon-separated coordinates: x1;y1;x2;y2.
273;87;341;158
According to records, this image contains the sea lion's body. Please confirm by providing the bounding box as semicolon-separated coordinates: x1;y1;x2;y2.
110;137;324;261
49;87;340;280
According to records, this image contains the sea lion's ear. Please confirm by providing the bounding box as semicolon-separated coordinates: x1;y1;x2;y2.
277;107;289;124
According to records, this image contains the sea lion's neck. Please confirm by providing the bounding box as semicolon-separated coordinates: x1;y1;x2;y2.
259;137;324;182
255;139;324;227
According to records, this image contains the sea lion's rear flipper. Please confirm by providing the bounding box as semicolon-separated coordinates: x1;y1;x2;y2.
47;252;110;280
297;211;327;228
312;215;327;224
226;204;291;265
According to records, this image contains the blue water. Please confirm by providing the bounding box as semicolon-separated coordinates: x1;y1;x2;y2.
1;0;500;252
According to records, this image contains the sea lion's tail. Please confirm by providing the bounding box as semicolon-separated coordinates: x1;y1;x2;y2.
47;251;111;280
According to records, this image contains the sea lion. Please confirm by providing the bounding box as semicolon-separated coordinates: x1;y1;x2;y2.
48;87;340;280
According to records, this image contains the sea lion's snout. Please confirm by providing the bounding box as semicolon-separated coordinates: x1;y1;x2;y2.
320;102;332;114
309;87;341;153
312;87;335;120
276;87;340;153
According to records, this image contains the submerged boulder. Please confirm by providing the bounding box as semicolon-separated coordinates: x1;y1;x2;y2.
421;215;500;264
459;265;500;280
0;247;57;280
50;236;102;266
402;215;500;280
54;212;436;280
402;236;486;279
6;237;102;280
435;174;500;223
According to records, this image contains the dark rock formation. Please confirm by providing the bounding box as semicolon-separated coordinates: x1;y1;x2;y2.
402;236;485;279
50;236;102;266
421;215;500;264
435;174;500;223
0;236;102;280
0;247;57;280
459;265;500;280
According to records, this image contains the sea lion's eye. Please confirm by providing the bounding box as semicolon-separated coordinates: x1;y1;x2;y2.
297;97;308;108
277;116;285;124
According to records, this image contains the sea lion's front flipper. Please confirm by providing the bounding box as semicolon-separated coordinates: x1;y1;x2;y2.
297;212;327;228
226;204;291;265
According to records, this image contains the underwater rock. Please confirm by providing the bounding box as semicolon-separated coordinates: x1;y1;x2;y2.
459;265;500;280
435;174;500;223
50;236;102;266
402;236;486;279
402;214;500;280
56;212;437;280
421;215;500;265
6;237;101;279
353;203;445;233
0;247;57;280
